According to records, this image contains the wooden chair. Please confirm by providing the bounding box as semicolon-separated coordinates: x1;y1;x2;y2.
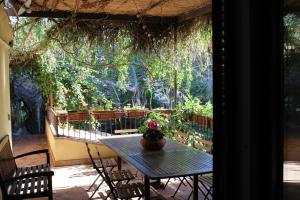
166;134;213;198
0;135;54;200
188;174;213;200
193;139;213;154
163;132;190;196
85;143;135;199
170;173;213;200
175;132;190;145
96;151;145;200
85;143;118;198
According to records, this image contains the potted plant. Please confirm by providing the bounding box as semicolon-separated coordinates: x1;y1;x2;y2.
124;105;147;119
140;120;166;151
68;111;89;122
92;110;116;120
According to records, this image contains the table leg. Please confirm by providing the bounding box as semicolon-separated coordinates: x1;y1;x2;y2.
193;174;199;200
117;156;122;170
144;175;150;200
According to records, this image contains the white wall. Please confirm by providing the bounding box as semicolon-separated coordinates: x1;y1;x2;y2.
0;5;13;142
0;39;11;141
0;6;12;199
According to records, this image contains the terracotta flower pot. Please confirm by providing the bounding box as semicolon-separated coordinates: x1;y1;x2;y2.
140;138;166;151
68;111;89;122
92;110;115;120
125;110;147;119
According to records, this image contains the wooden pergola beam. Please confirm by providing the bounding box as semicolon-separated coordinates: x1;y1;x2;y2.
6;1;213;24
8;10;177;24
141;0;170;14
177;5;211;23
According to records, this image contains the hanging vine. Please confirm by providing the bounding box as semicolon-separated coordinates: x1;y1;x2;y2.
10;15;213;111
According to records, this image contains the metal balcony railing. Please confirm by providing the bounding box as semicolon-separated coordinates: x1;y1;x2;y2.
47;108;213;144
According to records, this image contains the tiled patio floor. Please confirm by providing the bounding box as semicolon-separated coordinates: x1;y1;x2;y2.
12;133;300;200
12;133;208;200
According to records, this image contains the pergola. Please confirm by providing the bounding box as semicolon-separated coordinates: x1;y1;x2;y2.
8;0;211;23
7;0;300;20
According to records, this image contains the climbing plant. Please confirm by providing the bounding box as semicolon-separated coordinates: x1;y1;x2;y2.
10;16;213;113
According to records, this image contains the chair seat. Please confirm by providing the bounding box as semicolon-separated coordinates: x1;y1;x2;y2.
6;164;53;199
199;175;213;188
7;175;50;199
8;164;52;196
198;175;213;200
116;183;168;199
95;158;117;168
108;169;135;181
116;182;144;199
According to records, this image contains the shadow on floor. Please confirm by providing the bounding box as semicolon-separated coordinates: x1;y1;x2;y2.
12;133;203;200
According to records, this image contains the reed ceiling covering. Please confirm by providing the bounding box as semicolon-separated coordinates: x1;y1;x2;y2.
10;0;211;22
7;0;212;55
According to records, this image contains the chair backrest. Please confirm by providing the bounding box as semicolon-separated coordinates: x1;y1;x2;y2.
96;151;118;199
85;143;102;170
193;139;213;154
85;143;117;199
0;135;17;196
175;132;189;145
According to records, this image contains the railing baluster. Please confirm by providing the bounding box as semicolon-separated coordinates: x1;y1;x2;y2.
74;122;76;138
49;109;213;147
104;121;107;136
62;122;65;136
110;120;112;135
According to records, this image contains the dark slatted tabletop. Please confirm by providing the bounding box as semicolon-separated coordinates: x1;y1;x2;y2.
100;135;213;179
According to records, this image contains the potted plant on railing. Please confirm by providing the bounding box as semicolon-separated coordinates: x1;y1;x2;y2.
124;105;147;119
68;102;89;122
90;99;122;120
140;120;166;151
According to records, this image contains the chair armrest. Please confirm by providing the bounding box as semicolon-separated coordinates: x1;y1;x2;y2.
5;171;54;183
14;149;50;164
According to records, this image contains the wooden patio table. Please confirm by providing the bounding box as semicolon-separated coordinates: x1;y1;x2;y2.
99;134;213;200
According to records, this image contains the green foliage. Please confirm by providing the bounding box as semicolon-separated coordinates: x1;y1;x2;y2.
284;14;300;70
138;110;210;141
90;98;113;110
284;14;300;48
175;95;213;117
124;105;145;110
11;17;213;112
176;95;203;115
284;14;300;115
138;111;170;137
201;101;213;118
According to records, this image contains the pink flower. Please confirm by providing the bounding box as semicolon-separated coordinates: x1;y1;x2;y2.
147;120;159;129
